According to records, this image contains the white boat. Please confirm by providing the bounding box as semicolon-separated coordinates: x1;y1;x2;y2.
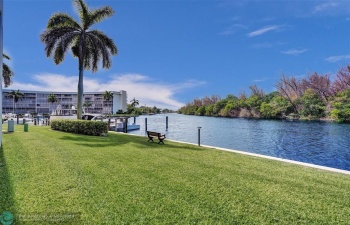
84;114;140;132
50;105;78;120
50;107;140;132
3;113;16;120
112;118;140;132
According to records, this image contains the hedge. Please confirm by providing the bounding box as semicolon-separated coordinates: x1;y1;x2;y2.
51;119;108;136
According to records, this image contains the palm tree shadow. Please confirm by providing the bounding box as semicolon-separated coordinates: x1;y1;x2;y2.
0;144;16;214
59;132;205;151
59;133;152;148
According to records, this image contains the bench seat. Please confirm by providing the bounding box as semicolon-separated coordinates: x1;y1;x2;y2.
147;131;166;144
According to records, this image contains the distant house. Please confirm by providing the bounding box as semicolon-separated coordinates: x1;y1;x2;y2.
2;90;127;114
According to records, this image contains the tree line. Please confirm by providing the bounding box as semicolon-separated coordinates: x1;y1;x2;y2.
178;65;350;122
125;98;175;115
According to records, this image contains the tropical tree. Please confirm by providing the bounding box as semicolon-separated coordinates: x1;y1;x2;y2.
275;74;302;114
129;97;139;114
83;101;92;113
330;89;350;122
40;0;118;119
7;90;24;113
296;89;326;118
332;65;350;93
130;97;139;108
3;54;14;87
103;90;113;114
47;93;58;113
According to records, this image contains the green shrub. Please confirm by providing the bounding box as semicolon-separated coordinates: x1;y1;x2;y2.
295;89;326;118
51;120;108;136
330;90;350;122
196;106;206;116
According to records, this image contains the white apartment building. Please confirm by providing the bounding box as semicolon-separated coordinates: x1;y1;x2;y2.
2;90;127;114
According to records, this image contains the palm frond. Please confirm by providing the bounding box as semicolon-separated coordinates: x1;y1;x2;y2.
53;44;66;64
3;63;14;88
3;53;10;60
89;30;117;55
47;13;81;29
83;43;93;71
85;30;117;70
41;27;80;58
85;6;115;28
85;35;104;72
2;54;14;87
52;31;80;64
58;32;80;55
73;0;89;26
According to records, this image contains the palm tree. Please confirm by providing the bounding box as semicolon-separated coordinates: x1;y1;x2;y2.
130;97;139;108
7;90;24;113
47;93;58;113
40;0;117;119
103;90;113;114
3;54;14;87
83;101;92;113
129;97;139;115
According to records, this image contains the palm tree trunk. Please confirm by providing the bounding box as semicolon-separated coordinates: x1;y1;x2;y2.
77;63;84;119
77;36;85;119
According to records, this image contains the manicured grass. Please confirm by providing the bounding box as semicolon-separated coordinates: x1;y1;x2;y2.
1;125;350;224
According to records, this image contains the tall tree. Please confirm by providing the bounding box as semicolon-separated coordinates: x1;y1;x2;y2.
301;72;332;103
129;97;139;114
47;93;58;113
332;65;350;93
7;89;24;113
130;97;139;108
275;74;302;113
3;54;14;87
40;0;117;119
103;90;113;114
249;84;265;98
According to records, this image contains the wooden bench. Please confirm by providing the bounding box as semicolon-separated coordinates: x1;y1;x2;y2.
147;131;166;144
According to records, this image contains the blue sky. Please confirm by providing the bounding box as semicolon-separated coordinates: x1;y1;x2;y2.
3;0;350;109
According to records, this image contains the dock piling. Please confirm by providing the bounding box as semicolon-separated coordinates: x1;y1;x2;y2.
166;116;168;130
145;118;147;131
197;127;202;146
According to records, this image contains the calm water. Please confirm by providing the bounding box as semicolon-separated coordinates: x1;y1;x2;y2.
129;114;350;171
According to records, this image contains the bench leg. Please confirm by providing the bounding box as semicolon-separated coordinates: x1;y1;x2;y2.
148;137;154;142
158;138;164;144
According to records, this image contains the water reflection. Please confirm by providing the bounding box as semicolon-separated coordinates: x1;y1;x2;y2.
129;114;350;171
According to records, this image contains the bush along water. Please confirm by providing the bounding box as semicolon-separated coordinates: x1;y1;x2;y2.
178;65;350;122
51;120;108;136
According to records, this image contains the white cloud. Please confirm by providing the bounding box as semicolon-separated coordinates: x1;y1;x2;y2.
313;1;339;13
252;78;269;82
281;48;308;55
8;73;206;110
325;54;350;63
218;23;247;35
251;41;286;49
247;25;282;37
310;1;350;16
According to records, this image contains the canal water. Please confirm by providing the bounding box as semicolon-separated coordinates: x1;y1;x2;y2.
129;113;350;171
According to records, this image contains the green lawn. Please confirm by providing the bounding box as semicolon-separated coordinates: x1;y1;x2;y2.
1;125;350;224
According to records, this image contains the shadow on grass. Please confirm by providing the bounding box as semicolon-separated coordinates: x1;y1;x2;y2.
59;132;204;151
0;144;16;216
